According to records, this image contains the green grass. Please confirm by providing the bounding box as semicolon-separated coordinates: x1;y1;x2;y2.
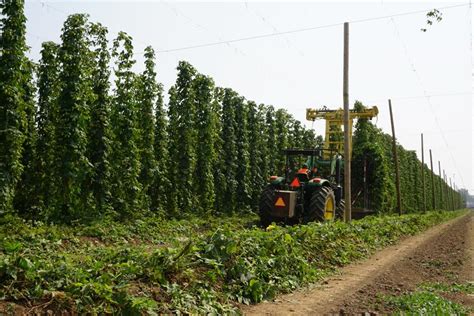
0;210;467;314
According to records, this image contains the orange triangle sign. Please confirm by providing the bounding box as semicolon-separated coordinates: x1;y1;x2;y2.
275;197;286;207
290;177;300;187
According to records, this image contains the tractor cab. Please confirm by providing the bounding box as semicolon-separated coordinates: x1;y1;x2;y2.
259;148;344;226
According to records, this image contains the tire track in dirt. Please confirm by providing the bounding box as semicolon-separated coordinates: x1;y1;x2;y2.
243;212;473;315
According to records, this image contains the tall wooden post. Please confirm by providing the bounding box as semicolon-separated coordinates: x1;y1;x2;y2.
421;134;426;212
438;161;443;209
343;22;351;222
389;100;401;215
429;150;436;210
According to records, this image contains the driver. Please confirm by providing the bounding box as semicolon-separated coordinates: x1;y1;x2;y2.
297;163;310;175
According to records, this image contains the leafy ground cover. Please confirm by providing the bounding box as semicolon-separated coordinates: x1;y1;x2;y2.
0;210;466;314
385;282;474;315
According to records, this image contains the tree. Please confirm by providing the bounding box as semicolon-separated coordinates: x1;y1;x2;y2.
166;61;197;215
136;46;158;210
35;41;60;214
289;119;303;148
234;97;250;211
110;31;143;217
264;106;277;176
247;101;266;210
212;87;226;213
51;14;94;222
218;88;238;213
352;101;394;213
302;129;319;149
151;81;167;213
88;23;112;216
13;58;38;216
193;74;217;213
275;109;290;174
0;0;29;214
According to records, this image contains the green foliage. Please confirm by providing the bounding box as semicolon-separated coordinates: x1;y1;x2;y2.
275;109;290;173
212;88;227;213
420;282;474;295
0;210;465;313
193;74;217;213
352;101;463;213
264;106;278;176
110;31;143;218
386;290;468;315
13;58;38;216
247;102;267;210
136;46;158;210
0;0;29;214
235;96;250;211
52;13;95;222
151;79;167;213
88;23;112;216
166;61;197;215
218;88;239;213
35;41;60;214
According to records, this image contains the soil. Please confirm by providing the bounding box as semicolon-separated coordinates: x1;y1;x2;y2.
243;211;473;315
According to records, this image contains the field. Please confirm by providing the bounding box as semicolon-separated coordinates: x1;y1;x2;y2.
1;1;472;314
0;210;470;314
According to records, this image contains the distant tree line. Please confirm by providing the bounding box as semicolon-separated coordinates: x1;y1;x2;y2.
0;1;321;222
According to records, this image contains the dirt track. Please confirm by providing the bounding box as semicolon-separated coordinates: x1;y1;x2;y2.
243;211;473;315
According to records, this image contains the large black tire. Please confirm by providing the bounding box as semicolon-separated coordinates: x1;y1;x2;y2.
304;186;336;223
336;199;345;220
259;185;277;227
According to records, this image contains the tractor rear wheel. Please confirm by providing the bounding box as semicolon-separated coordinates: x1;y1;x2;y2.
259;185;277;227
336;199;345;219
304;186;336;223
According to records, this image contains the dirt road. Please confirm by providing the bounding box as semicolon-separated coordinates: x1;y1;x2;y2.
243;212;473;315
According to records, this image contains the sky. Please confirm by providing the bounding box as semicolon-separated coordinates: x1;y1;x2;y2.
24;0;473;194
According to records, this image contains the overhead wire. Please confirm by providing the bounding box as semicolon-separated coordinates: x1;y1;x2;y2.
156;3;469;53
386;6;467;190
161;1;247;57
34;0;156;52
243;2;305;56
365;91;473;103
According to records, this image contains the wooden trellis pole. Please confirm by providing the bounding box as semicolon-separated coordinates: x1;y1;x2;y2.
343;22;351;222
389;100;401;215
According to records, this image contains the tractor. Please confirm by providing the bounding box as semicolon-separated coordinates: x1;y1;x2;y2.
259;148;345;226
258;105;378;226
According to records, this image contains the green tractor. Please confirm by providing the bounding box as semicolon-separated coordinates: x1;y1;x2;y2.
259;148;345;226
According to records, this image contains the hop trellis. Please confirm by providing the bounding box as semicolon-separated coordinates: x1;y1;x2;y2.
0;1;464;221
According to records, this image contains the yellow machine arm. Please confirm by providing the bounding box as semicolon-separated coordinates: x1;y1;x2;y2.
306;106;378;159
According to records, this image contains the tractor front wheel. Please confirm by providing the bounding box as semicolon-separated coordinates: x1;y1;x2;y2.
304;186;336;223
